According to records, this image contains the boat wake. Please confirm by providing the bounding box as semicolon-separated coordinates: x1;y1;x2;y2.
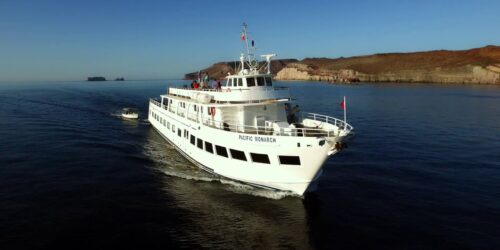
143;137;299;200
160;167;299;199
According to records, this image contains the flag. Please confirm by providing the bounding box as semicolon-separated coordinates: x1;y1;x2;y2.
340;98;345;110
251;40;254;47
241;32;245;41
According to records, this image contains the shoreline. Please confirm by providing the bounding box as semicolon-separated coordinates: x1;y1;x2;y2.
273;79;500;86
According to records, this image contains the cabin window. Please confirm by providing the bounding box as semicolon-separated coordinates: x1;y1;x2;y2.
257;77;265;86
236;78;242;86
178;128;181;137
215;145;228;158
247;77;255;87
230;149;247;161
205;141;214;154
279;156;301;165
167;122;170;129
163;120;166;126
172;125;175;133
250;153;270;164
194;105;197;111
197;138;203;150
184;129;189;139
265;77;272;86
190;135;196;145
222;79;229;87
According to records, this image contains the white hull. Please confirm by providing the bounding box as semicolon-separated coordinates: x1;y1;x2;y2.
149;103;340;195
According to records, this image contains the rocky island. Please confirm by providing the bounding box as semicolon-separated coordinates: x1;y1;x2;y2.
185;45;500;84
87;76;106;81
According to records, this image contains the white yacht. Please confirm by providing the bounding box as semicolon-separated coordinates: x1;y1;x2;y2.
148;24;353;196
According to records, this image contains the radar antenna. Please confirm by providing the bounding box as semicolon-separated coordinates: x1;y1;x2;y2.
261;54;277;74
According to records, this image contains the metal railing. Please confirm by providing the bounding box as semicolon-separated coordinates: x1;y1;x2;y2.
305;113;354;133
150;98;161;107
169;86;289;93
150;99;353;138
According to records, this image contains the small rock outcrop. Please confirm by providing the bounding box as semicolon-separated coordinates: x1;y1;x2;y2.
87;76;106;81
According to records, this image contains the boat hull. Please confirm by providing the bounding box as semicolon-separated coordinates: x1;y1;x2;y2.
148;103;340;196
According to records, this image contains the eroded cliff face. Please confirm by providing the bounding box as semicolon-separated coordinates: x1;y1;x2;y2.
358;65;500;84
275;64;358;82
275;63;500;84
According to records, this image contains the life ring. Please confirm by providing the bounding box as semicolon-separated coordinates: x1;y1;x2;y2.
210;107;216;117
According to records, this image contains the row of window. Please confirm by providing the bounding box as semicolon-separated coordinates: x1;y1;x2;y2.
188;132;300;166
150;110;300;166
223;77;273;88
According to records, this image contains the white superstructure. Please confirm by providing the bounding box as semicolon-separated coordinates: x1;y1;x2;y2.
148;24;353;196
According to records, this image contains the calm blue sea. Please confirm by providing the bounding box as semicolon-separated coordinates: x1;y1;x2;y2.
0;80;499;249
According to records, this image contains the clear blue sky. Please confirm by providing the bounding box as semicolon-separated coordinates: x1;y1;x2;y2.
1;0;499;81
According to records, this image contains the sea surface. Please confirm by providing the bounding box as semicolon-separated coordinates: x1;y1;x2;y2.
0;80;499;249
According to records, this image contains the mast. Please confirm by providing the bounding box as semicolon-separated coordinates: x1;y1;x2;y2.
242;23;252;66
241;23;275;74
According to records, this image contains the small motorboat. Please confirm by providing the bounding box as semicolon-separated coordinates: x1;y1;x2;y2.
121;108;139;119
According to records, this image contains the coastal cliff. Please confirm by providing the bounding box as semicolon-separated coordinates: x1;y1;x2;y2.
187;45;500;84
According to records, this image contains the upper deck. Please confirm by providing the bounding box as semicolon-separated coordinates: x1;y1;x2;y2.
170;71;292;103
168;86;290;104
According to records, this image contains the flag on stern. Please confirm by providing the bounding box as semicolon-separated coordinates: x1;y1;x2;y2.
241;32;245;41
340;97;345;110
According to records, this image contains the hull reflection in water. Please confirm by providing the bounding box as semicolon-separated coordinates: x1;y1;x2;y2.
142;128;313;248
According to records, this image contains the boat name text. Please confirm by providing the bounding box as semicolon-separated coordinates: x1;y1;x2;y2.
238;135;277;143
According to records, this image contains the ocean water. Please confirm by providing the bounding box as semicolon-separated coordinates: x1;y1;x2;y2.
0;80;499;249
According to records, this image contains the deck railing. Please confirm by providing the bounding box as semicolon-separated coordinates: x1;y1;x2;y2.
169;86;289;93
167;86;291;104
150;99;353;138
305;113;354;133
